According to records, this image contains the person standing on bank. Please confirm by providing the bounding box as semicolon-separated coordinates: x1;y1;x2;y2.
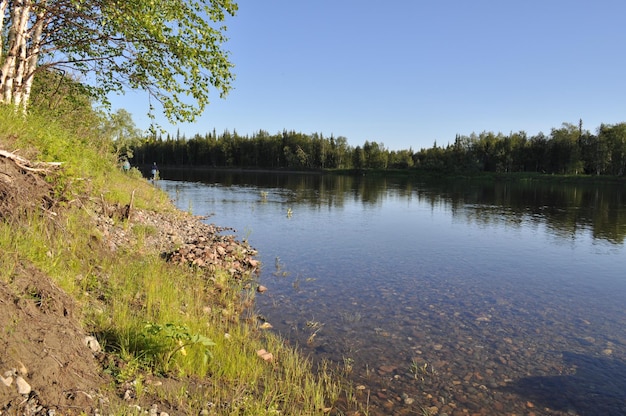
151;162;159;181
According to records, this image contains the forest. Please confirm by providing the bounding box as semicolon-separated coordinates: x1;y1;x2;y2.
134;120;626;176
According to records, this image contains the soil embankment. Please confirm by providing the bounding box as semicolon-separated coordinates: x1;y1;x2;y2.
0;151;258;415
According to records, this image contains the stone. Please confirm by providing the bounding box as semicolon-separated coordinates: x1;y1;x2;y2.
84;335;102;353
378;364;397;374
16;376;31;395
17;362;28;375
0;374;13;387
257;285;268;293
256;349;274;362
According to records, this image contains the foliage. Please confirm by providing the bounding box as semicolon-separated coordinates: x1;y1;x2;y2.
136;120;626;176
143;322;215;370
0;0;237;123
100;108;144;161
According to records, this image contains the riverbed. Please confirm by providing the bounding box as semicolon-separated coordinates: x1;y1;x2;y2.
159;171;626;415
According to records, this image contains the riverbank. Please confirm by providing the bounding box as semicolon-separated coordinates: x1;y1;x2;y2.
143;163;626;186
0;109;353;415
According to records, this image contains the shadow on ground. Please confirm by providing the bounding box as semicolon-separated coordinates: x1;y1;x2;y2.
501;351;626;415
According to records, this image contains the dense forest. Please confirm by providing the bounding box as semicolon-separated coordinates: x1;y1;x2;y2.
134;120;626;176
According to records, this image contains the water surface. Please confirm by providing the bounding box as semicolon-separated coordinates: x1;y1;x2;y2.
159;172;626;415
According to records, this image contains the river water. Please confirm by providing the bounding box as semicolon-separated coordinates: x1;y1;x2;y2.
158;171;626;416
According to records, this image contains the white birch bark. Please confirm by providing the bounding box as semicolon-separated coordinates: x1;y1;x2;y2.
0;0;9;63
0;1;18;103
1;1;27;104
21;3;47;110
0;0;33;106
11;0;33;109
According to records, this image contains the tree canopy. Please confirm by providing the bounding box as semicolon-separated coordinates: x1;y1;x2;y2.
0;0;237;122
134;121;626;177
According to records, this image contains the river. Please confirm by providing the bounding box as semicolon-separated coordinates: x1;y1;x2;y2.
158;171;626;416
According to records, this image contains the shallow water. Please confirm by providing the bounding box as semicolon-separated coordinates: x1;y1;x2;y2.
159;172;626;415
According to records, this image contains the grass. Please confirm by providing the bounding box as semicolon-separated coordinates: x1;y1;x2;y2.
0;106;359;415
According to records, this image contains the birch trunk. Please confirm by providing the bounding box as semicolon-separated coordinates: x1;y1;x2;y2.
0;0;32;106
0;0;9;62
11;0;33;109
21;4;47;111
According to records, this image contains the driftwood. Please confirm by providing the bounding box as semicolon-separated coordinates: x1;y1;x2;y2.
0;149;62;173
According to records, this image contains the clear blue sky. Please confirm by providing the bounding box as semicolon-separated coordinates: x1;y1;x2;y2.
110;0;626;151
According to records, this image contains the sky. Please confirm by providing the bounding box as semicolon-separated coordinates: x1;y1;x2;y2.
109;0;626;151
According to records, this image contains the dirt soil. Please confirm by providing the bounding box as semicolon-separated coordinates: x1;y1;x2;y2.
0;152;257;415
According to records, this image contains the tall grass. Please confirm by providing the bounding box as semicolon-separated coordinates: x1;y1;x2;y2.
0;106;356;414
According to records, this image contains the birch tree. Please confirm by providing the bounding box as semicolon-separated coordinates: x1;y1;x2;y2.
0;0;237;122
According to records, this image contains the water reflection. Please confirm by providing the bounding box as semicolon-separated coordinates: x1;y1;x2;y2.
164;170;626;245
159;170;626;415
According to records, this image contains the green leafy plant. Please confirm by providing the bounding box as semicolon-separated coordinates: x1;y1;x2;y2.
143;323;215;370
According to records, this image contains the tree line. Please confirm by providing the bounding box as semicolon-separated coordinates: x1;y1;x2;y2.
135;120;626;176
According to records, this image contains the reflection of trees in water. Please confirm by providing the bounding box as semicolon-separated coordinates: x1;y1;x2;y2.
164;169;626;244
419;180;626;244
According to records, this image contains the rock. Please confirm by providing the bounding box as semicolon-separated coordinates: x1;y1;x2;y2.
17;362;28;375
256;349;274;362
259;322;273;329
16;375;31;395
84;335;102;352
378;364;397;374
257;285;268;293
0;374;13;387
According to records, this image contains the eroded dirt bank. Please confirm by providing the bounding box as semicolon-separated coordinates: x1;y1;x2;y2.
0;152;258;415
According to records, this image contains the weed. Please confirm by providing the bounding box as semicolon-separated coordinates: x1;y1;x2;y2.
143;322;215;370
409;358;437;381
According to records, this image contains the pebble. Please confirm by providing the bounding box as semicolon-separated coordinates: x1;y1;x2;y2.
84;335;102;352
256;349;274;362
0;374;13;387
16;375;31;395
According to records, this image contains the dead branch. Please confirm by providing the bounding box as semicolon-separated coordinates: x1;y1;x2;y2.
0;149;62;173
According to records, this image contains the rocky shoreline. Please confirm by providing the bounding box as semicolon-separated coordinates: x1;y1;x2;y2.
96;206;260;280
